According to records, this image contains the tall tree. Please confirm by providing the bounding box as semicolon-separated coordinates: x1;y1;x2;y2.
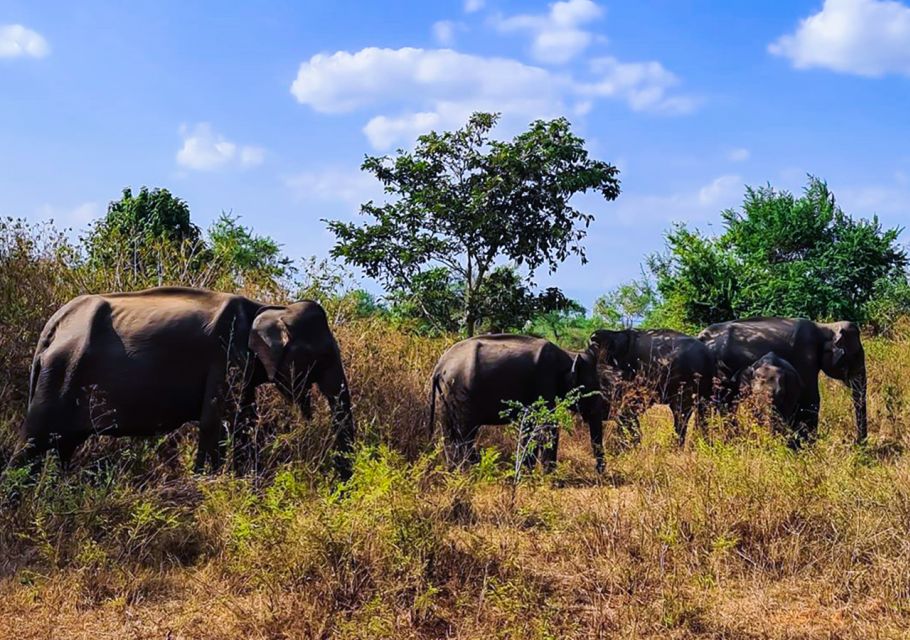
327;112;620;336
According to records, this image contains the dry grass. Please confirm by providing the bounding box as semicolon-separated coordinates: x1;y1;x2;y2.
2;328;910;639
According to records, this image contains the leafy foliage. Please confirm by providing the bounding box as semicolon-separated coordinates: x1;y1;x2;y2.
208;213;293;294
327;112;620;335
387;265;582;336
593;278;658;329
648;177;907;327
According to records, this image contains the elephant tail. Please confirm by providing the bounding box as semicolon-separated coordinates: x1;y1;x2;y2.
28;354;41;406
427;373;441;441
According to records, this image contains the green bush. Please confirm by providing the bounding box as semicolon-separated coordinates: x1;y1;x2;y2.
647;177;907;327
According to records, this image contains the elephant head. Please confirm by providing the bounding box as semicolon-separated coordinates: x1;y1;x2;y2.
248;301;355;476
566;346;606;473
818;321;867;443
735;352;801;426
589;329;636;378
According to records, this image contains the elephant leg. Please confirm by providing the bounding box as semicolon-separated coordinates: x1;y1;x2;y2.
793;383;821;447
442;410;478;470
55;432;88;472
519;423;538;471
673;393;695;447
673;406;694;447
523;423;557;472
230;386;258;475
440;408;461;468
195;369;227;474
540;424;560;474
15;396;76;475
463;424;481;466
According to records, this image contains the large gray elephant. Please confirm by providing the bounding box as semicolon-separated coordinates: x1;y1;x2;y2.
734;352;803;436
428;334;605;473
18;287;355;477
698;318;866;443
589;329;715;446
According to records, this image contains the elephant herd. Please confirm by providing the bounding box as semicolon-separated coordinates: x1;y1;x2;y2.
11;287;868;479
431;318;866;472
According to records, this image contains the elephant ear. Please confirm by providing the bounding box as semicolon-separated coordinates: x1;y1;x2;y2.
733;365;755;392
249;310;290;381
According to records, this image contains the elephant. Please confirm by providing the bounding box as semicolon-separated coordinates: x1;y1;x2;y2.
16;286;355;478
698;318;866;444
733;352;803;436
589;329;715;446
428;334;605;473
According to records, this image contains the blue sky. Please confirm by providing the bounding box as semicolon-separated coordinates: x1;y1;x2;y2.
2;0;909;307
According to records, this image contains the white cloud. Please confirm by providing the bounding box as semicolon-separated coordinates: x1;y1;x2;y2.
176;123;265;171
493;0;604;64
0;24;49;58
577;57;699;114
728;147;750;162
290;48;562;115
433;20;457;46
698;175;742;206
464;0;485;13
290;47;697;149
769;0;910;76
284;168;382;206
364;112;442;150
613;175;743;226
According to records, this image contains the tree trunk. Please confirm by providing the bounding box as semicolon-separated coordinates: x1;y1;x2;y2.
464;253;475;337
465;311;476;337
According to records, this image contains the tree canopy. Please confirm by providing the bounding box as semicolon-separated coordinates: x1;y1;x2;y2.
82;187;291;294
648;177;907;328
327;112;620;335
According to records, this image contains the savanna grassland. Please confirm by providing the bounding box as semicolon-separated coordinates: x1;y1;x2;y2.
3;221;910;639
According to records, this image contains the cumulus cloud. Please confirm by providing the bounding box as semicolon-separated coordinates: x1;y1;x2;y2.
769;0;910;76
464;0;485;13
290;47;696;149
290;48;562;115
493;0;603;64
577;57;699;114
176;123;265;171
0;24;49;58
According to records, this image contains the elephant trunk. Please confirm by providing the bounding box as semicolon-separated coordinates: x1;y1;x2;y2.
850;367;867;444
316;351;356;480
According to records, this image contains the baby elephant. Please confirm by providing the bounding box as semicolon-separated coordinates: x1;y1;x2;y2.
589;329;714;446
735;352;803;436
